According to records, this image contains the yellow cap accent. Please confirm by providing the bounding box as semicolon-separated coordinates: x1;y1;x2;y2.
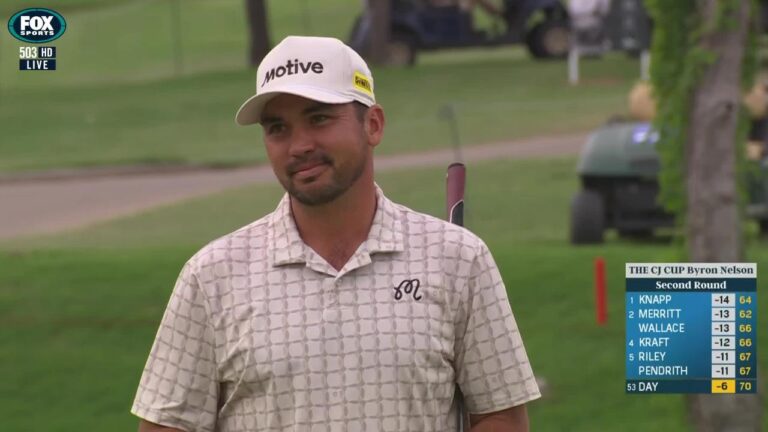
353;71;373;96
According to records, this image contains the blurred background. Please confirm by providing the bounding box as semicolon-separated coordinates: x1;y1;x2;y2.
0;0;765;431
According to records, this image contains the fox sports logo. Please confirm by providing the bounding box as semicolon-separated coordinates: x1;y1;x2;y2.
8;8;67;43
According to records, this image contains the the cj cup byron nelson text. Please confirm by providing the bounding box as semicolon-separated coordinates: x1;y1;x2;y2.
627;263;756;277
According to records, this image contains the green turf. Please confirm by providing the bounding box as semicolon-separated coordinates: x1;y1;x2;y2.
0;54;635;172
2;157;765;431
0;0;360;88
1;0;133;15
0;0;640;172
0;0;506;85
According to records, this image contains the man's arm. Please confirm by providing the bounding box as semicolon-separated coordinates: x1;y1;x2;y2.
470;404;530;432
131;261;219;432
138;419;186;432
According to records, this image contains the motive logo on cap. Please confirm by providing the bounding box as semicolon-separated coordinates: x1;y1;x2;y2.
7;8;67;44
261;59;324;87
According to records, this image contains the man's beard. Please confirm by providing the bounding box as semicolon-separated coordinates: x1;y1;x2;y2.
284;149;368;206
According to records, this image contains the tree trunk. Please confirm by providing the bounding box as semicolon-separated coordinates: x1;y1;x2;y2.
367;0;391;64
685;0;763;429
245;0;271;67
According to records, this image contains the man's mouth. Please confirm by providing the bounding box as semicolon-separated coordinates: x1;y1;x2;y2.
289;160;330;179
289;157;332;177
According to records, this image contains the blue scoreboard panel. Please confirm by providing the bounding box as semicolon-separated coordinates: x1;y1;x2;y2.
626;263;757;394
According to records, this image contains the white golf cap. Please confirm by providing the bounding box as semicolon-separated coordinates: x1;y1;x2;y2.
235;35;376;126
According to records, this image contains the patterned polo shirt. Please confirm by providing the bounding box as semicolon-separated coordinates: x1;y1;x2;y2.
131;186;540;431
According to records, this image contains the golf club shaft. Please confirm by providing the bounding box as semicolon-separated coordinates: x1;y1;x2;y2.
446;163;465;227
446;162;468;431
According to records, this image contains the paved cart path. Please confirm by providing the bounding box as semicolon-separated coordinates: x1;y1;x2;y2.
0;132;588;240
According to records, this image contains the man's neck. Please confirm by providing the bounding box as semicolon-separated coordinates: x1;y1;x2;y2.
290;180;378;270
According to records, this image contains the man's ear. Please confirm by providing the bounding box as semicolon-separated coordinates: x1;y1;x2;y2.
365;104;385;148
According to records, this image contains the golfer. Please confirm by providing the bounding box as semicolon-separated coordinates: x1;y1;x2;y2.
132;35;540;432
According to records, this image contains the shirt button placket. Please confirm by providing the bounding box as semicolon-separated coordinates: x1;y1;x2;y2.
322;278;340;322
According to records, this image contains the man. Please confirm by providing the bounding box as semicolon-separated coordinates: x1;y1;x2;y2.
132;35;540;432
568;0;611;45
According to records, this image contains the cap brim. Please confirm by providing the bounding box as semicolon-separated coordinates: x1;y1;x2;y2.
235;85;355;126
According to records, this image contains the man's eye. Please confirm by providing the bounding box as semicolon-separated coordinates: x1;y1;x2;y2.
267;124;286;135
310;114;329;125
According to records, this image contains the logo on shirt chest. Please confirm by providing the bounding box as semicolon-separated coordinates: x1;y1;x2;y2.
394;278;422;301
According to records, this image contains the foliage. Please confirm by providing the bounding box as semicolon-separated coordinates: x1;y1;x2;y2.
737;2;761;250
645;0;758;255
645;0;705;225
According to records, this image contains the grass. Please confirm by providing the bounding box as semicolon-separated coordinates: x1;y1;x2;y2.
2;157;766;431
0;0;507;85
0;0;361;88
0;0;640;172
1;0;134;15
0;53;637;172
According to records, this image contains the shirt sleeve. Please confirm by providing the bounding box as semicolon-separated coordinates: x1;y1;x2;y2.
454;241;541;414
131;261;219;432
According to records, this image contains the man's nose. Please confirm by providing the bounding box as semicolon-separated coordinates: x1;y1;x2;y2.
287;126;317;158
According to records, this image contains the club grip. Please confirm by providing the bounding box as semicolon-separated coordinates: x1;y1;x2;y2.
446;163;466;227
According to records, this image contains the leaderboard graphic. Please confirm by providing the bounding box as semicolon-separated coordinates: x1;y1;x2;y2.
626;263;757;394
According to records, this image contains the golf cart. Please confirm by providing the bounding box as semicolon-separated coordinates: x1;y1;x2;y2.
569;120;768;244
348;0;570;65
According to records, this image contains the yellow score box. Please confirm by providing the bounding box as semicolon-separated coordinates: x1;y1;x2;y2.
711;379;736;393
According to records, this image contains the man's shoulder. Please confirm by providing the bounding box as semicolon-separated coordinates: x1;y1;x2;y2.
186;211;273;268
390;199;487;250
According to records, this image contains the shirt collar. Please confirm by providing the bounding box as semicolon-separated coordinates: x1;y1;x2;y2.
365;184;405;254
267;184;405;268
267;193;306;267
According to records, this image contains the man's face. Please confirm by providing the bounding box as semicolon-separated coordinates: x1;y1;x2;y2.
259;94;378;206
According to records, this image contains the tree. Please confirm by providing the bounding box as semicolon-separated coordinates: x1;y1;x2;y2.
245;0;271;67
367;0;391;65
647;0;763;430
